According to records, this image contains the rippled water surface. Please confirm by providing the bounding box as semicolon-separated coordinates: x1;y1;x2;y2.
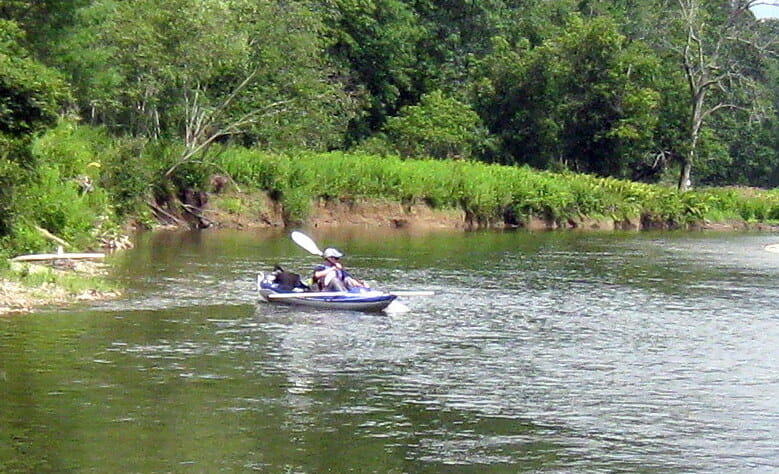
2;228;779;472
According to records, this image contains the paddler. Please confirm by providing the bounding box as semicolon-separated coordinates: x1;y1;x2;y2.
313;247;365;291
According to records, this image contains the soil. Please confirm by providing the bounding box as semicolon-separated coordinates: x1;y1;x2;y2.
201;191;779;232
201;192;468;230
310;198;467;230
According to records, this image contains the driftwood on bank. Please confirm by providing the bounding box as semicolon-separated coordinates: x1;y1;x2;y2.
148;201;184;225
10;246;104;262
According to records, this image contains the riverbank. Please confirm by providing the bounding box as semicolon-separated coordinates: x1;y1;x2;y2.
0;260;120;315
4;190;778;316
204;192;469;230
204;191;779;232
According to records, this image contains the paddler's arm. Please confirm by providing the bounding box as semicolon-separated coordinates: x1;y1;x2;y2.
314;259;342;279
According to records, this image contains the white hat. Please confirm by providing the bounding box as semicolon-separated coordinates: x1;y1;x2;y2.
323;247;343;258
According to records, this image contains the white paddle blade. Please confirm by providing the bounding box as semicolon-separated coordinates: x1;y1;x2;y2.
291;231;323;256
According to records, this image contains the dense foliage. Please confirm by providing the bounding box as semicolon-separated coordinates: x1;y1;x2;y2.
0;0;777;252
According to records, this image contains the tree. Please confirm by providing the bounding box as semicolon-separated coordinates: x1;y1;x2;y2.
473;15;662;177
380;90;489;159
318;0;427;144
718;37;779;187
670;0;777;190
412;0;521;92
55;0;354;153
0;20;69;145
0;19;70;237
0;0;90;57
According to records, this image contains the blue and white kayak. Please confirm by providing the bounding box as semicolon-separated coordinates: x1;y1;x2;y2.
257;272;397;312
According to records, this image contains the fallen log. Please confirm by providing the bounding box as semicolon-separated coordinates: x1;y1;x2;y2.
10;246;105;262
148;201;184;225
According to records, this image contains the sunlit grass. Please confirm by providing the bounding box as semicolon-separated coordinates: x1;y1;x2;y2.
4;262;117;295
214;148;779;227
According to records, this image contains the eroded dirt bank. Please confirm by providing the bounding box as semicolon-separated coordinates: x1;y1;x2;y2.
202;192;779;232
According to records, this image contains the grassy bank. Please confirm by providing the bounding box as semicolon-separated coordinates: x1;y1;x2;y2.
215;149;779;229
0;260;119;314
4;121;779;258
6;123;778;314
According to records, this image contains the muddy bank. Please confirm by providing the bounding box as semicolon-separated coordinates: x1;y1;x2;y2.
199;193;468;230
311;198;467;229
199;191;779;232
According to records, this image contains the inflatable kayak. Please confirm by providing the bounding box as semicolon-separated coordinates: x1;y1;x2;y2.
257;272;397;312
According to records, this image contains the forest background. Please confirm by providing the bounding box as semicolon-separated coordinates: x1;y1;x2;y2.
2;0;779;255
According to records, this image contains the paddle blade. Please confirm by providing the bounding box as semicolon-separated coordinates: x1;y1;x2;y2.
291;231;323;256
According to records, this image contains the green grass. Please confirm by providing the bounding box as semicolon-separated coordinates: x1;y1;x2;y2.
4;261;117;295
215;149;779;227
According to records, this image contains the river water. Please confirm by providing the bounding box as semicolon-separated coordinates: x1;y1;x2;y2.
2;228;779;472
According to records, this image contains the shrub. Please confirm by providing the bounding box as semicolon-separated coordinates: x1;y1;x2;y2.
383;91;489;160
101;137;157;218
17;165;109;249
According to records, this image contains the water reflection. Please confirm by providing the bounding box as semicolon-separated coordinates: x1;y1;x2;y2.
2;229;779;471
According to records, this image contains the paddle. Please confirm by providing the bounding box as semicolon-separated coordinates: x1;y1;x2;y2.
287;231;435;297
291;231;323;256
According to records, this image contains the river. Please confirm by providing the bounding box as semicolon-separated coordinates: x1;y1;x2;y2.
1;228;778;472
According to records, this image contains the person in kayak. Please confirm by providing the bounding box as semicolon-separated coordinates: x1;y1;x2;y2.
313;247;365;291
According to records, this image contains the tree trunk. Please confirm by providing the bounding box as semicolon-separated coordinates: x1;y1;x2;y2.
678;154;693;191
679;87;705;191
678;126;699;191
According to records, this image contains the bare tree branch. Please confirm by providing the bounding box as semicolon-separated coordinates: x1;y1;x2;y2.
674;0;771;190
165;75;296;178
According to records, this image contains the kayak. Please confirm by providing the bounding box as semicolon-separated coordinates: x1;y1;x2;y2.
257;272;397;312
